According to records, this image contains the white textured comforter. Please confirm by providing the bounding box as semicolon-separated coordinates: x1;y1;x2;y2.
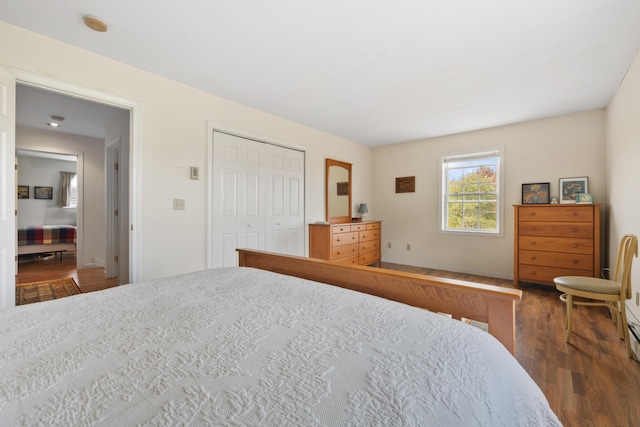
0;267;561;426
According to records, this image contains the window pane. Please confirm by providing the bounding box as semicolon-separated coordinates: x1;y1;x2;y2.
441;149;501;233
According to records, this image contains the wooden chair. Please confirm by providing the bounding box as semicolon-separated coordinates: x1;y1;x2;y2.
554;234;638;360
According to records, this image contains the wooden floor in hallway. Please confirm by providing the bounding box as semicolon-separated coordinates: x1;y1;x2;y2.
16;253;118;293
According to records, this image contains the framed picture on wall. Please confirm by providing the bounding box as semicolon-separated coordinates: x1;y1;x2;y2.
34;186;53;200
395;176;415;193
522;183;550;204
559;177;588;204
17;185;29;199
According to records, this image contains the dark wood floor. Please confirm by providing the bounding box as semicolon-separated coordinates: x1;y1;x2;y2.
381;262;640;427
16;256;640;426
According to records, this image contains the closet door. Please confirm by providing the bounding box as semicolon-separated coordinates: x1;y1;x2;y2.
212;132;265;267
211;131;305;267
264;144;304;255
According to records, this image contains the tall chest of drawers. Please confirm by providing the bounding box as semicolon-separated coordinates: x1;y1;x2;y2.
514;204;601;287
309;221;381;266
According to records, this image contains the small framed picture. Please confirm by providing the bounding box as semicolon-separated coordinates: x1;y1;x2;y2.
17;185;29;199
395;176;416;193
521;183;550;204
34;186;53;200
575;193;593;204
337;182;349;196
559;177;588;204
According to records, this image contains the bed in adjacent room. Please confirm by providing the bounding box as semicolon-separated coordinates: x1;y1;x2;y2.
0;250;561;425
17;225;77;260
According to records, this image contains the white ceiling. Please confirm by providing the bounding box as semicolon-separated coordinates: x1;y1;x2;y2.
16;84;126;139
4;0;640;147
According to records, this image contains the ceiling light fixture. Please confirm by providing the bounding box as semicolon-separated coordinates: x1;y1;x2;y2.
47;115;64;128
83;15;108;32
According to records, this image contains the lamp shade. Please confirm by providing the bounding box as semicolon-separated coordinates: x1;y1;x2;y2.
358;203;368;214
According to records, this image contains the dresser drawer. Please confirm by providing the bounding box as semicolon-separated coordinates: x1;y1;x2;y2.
332;232;358;246
518;206;594;222
519;250;593;271
335;256;359;266
360;250;380;265
332;225;353;233
518;264;593;285
518;236;593;254
518;222;593;238
360;240;380;252
367;222;381;230
359;229;380;242
350;224;368;232
332;243;358;260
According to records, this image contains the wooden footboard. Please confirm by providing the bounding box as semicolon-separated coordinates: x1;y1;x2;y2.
238;249;522;354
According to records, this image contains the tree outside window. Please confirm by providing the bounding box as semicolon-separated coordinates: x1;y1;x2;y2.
441;149;502;234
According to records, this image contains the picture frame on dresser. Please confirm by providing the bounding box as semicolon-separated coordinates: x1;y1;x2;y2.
559;177;588;204
521;183;550;204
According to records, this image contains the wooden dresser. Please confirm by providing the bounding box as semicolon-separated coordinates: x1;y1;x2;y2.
309;221;381;266
514;204;601;287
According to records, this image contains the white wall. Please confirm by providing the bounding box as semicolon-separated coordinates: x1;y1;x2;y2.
1;20;373;281
607;49;640;324
17;155;77;227
16;125;107;267
373;110;607;279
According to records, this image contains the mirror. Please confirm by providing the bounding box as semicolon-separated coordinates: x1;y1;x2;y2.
326;159;352;224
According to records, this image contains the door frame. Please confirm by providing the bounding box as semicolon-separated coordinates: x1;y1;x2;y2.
206;121;309;269
8;68;143;283
15;147;84;268
105;136;121;279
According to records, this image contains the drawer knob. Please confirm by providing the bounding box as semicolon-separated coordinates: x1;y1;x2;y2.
530;227;537;231
531;256;537;261
336;238;341;242
573;227;579;233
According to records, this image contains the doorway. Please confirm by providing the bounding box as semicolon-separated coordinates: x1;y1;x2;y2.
15;83;131;286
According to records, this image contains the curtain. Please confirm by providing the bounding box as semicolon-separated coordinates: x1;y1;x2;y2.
59;171;76;207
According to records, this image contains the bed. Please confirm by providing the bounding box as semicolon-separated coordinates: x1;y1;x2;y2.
0;250;561;425
17;225;77;261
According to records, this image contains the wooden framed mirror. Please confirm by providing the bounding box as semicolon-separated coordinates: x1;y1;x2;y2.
325;159;352;223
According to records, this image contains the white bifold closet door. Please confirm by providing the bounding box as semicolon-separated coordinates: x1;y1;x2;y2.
211;131;305;267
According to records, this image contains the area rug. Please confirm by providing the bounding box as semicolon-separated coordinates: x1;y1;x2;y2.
15;278;82;306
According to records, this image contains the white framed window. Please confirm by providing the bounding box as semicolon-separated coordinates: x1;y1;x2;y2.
69;175;78;208
440;148;503;235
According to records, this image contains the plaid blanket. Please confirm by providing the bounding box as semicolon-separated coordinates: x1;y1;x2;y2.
17;225;77;246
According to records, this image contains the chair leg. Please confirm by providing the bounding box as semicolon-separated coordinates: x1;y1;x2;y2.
565;294;573;343
619;301;636;360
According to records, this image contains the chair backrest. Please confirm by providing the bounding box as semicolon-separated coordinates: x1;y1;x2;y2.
614;234;638;299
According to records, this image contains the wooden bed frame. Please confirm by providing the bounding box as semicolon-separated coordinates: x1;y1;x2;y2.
238;249;523;354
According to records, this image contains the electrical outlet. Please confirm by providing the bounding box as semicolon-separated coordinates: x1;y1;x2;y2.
636;291;639;306
406;244;411;250
173;198;185;210
387;242;392;249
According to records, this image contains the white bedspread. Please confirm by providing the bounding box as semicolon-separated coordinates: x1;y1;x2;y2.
0;267;561;426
